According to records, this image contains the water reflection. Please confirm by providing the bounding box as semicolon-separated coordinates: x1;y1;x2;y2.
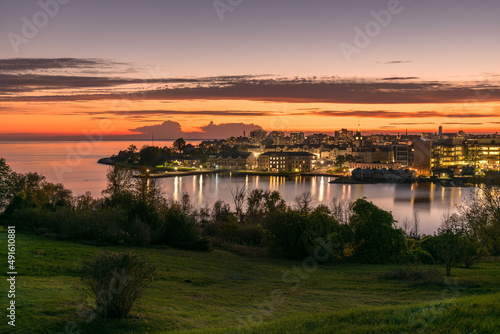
0;140;472;235
160;175;471;234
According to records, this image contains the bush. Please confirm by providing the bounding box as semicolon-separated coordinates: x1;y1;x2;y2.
349;198;407;264
380;267;443;282
80;252;156;320
263;208;343;260
204;219;263;247
157;206;210;250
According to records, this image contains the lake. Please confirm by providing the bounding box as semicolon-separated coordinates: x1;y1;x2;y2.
0;140;473;234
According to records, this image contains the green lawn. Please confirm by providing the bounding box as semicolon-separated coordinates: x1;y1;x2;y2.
1;231;499;333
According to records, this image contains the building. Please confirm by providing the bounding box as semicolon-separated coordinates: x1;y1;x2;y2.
335;128;353;140
290;131;305;145
269;131;286;145
249;129;267;144
413;139;432;174
158;155;201;167
349;162;401;170
208;152;256;170
258;152;316;172
306;133;329;145
431;139;465;169
467;138;500;170
392;144;412;167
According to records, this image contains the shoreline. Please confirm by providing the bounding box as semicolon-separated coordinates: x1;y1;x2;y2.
98;158;477;185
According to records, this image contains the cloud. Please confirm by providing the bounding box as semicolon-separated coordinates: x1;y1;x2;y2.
80;108;499;121
0;58;499;105
3;78;498;105
389;122;436;125
382;60;412;64
199;121;262;138
88;109;277;118
0;58;130;72
381;77;419;81
313;110;497;119
129;120;263;139
442;122;483;125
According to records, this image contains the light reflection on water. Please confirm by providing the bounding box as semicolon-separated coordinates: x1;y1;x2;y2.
167;172;472;234
0;140;472;234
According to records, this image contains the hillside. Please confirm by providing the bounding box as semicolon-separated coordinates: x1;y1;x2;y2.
1;231;499;334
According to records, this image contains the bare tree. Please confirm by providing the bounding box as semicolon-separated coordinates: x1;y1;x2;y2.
410;210;421;239
401;217;412;237
229;184;246;222
330;198;352;224
295;192;313;214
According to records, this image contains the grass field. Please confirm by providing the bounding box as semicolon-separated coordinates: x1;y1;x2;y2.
1;230;499;334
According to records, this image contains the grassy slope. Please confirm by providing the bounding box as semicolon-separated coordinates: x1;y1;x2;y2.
0;231;499;334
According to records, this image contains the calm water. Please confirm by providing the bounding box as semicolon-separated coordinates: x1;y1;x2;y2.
0;141;473;234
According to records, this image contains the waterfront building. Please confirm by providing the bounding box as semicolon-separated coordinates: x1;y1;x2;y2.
466;138;500;170
208;152;256;170
413;139;432;174
392;144;413;167
431;139;465;169
257;151;316;172
349;162;402;170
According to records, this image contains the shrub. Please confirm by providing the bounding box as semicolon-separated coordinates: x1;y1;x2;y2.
349;198;407;264
157;205;210;250
380;267;443;282
80;252;156;320
263;208;343;260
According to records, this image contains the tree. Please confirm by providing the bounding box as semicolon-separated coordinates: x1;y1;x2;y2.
436;213;463;276
230;184;246;222
173;138;186;154
330;198;352;225
102;165;135;199
458;182;500;256
334;155;346;167
0;158;13;212
134;167;162;206
127;144;138;154
139;146;162;166
349;198;407;263
408;210;421;240
8;171;72;209
246;189;265;218
345;154;356;163
295;192;313;214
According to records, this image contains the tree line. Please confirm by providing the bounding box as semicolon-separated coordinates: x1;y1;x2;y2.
1;157;499;275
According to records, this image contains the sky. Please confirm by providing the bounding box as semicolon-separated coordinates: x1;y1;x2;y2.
0;0;499;139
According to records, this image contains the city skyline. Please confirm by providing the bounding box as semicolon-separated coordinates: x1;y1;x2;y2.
1;0;499;139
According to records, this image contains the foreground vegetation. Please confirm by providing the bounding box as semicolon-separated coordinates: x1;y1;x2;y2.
0;231;499;334
1;157;500;332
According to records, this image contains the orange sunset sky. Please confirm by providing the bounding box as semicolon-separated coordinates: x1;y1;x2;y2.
0;0;499;139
